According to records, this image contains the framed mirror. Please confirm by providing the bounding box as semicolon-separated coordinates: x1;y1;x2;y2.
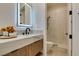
17;3;32;27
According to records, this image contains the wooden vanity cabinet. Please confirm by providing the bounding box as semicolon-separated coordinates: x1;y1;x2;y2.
5;45;29;56
29;39;43;56
5;39;43;56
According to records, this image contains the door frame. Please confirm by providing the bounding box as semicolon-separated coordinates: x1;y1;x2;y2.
68;3;72;56
44;3;72;56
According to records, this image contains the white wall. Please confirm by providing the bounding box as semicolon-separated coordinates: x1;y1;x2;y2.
32;3;45;31
0;3;25;30
72;3;79;56
0;3;15;28
0;3;45;31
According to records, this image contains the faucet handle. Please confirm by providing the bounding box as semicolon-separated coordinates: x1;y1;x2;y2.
25;28;31;34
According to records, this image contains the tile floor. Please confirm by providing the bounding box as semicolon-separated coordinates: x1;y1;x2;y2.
47;46;68;56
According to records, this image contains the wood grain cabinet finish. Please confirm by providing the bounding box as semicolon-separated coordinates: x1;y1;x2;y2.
29;39;43;56
5;45;29;56
5;39;43;56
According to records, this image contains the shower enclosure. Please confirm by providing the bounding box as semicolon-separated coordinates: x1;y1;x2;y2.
46;3;71;56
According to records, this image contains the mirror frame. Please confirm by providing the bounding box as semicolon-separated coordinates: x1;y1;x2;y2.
17;3;33;27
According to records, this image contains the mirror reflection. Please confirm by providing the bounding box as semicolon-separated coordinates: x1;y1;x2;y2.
18;3;32;27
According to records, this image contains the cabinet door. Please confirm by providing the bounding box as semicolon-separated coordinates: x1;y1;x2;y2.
5;49;18;56
16;45;29;56
29;39;43;56
5;45;29;56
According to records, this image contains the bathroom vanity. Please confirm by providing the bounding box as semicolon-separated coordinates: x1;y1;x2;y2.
0;3;44;56
0;33;43;56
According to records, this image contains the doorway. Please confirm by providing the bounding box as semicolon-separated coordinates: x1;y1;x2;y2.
46;3;71;56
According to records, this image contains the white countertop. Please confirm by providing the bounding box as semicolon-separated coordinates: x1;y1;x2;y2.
0;33;43;44
0;32;43;56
